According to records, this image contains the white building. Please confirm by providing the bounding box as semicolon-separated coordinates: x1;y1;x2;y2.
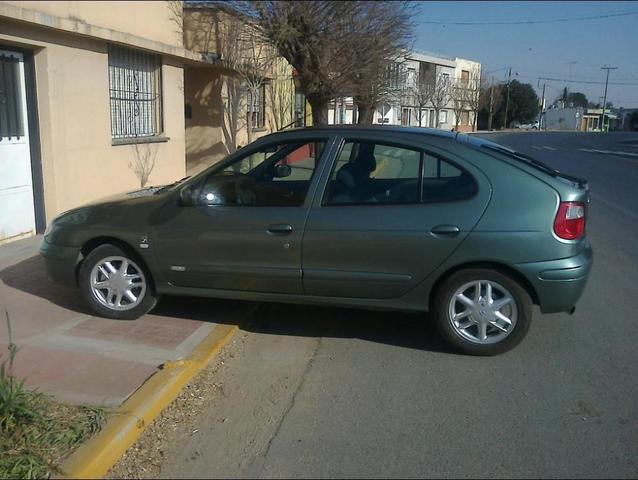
328;51;481;132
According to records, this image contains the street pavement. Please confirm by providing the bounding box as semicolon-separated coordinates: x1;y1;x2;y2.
151;132;638;479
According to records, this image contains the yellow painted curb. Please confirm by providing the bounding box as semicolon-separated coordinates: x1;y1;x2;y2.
57;323;239;479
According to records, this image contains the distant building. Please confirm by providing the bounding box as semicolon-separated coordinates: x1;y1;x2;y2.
543;106;618;132
328;51;481;132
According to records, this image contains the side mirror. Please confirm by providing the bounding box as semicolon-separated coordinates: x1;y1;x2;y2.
178;185;196;206
274;163;292;178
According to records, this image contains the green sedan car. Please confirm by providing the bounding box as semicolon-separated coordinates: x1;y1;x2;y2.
41;126;592;355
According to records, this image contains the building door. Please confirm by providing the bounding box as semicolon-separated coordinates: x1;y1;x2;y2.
0;50;35;243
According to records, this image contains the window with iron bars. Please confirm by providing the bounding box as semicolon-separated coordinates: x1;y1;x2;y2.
247;84;266;130
0;53;24;140
108;45;163;139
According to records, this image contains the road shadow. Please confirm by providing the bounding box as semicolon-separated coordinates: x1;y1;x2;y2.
0;255;453;354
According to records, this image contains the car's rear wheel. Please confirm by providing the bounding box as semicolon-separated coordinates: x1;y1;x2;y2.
432;268;532;355
79;244;157;320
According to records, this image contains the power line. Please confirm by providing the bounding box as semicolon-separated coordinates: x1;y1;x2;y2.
421;10;638;26
536;76;638;86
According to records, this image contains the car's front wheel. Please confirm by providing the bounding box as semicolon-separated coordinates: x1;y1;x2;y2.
432;269;532;355
79;244;157;320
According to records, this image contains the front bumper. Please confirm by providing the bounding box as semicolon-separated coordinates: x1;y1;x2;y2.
39;237;81;287
516;244;593;314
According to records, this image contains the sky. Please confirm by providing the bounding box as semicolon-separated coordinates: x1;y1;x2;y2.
412;1;638;108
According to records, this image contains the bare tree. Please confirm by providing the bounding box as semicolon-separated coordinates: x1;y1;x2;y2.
411;81;431;127
230;2;416;126
354;59;408;125
267;58;294;131
235;30;275;143
346;2;416;125
129;143;158;188
177;4;276;150
451;80;468;131
464;67;482;131
425;70;452;129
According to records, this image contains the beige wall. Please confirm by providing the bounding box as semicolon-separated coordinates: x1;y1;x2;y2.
0;16;186;221
4;1;182;48
184;65;287;175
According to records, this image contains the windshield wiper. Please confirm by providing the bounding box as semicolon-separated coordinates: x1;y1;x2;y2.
481;144;560;176
154;176;191;194
481;144;588;188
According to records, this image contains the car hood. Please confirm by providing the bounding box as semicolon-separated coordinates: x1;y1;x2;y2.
83;186;164;207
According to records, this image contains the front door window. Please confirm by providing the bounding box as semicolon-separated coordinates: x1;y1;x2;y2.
196;140;326;207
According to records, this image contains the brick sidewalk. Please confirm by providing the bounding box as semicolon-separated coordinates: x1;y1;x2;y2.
0;236;246;407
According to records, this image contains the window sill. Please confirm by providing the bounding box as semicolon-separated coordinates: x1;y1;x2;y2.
112;135;170;146
251;127;267;133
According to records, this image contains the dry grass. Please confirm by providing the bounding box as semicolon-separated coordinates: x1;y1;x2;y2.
0;313;108;479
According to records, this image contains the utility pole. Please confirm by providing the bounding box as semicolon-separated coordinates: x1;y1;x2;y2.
487;75;495;131
503;67;512;130
600;66;617;132
537;82;546;130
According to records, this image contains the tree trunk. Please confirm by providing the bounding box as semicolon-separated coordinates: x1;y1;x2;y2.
356;103;375;125
487;110;493;131
308;96;329;126
246;89;253;145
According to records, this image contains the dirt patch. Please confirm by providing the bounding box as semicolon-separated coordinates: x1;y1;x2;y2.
107;331;247;479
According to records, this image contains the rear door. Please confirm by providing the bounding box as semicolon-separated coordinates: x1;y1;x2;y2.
301;134;491;299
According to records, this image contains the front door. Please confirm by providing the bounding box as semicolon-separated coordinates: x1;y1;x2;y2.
302;137;491;299
153;137;331;294
0;50;35;243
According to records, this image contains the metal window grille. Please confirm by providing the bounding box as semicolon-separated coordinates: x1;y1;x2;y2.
108;45;163;139
0;53;24;139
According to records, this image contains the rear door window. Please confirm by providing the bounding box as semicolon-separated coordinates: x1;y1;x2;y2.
323;141;421;205
323;139;476;205
422;153;477;203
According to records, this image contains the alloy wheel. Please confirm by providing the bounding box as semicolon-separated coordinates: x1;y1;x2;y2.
89;256;147;311
447;280;518;344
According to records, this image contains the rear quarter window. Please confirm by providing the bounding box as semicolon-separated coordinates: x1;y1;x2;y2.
421;153;477;203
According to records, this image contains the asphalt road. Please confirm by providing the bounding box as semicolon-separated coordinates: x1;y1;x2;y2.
144;132;638;479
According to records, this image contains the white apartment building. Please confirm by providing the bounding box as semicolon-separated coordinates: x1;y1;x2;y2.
328;51;481;132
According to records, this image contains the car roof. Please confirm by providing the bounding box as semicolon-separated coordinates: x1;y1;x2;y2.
260;125;517;154
267;125;459;141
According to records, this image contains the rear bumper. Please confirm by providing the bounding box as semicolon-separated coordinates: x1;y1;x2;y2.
39;237;80;287
516;244;593;314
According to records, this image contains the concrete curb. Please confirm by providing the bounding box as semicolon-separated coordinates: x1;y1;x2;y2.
56;323;239;479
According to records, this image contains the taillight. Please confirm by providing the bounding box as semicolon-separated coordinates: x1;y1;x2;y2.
554;201;586;240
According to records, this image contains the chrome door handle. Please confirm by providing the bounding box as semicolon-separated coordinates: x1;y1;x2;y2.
431;225;460;237
267;224;293;235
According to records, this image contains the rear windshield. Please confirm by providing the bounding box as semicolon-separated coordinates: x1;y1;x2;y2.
473;141;587;187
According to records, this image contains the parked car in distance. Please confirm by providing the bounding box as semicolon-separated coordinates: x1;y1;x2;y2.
41;126;592;355
518;120;540;130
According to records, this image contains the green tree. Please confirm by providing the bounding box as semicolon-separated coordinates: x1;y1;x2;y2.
566;92;588;108
493;80;539;128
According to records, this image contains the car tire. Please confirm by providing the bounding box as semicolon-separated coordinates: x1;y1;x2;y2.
432;268;532;355
79;243;157;320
